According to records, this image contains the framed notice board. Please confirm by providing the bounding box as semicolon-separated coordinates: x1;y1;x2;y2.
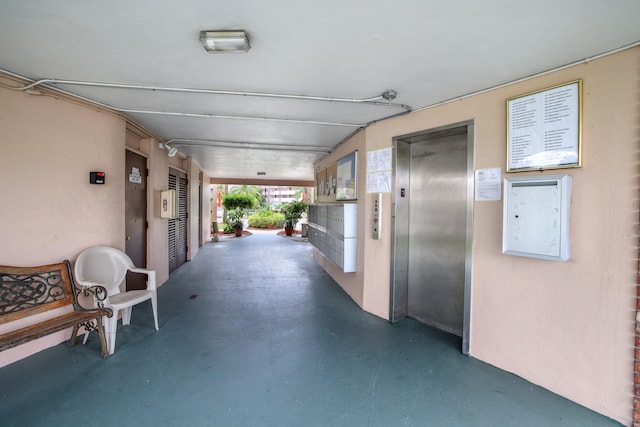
506;80;582;172
336;150;357;200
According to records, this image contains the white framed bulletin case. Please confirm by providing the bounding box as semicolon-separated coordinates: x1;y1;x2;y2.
502;174;572;261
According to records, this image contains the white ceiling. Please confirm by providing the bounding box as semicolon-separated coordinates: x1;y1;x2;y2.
1;0;639;182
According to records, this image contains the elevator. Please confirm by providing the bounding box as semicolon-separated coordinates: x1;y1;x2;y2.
391;122;474;354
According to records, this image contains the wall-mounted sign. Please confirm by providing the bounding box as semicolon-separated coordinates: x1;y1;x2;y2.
129;167;142;184
506;80;582;172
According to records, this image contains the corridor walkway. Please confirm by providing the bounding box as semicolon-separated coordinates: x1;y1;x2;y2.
0;231;621;426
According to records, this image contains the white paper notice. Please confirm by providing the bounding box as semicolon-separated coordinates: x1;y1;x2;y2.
367;148;392;172
475;168;502;201
129;167;142;184
366;148;393;193
367;171;392;193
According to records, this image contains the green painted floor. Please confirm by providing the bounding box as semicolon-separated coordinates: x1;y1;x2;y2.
0;231;622;426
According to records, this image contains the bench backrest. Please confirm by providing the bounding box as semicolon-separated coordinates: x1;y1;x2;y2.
0;260;77;324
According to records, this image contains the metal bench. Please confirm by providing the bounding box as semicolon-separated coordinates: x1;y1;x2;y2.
0;260;113;358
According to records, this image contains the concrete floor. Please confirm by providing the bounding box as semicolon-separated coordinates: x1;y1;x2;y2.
0;231;622;426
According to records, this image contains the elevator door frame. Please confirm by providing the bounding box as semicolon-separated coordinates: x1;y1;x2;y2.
390;121;474;355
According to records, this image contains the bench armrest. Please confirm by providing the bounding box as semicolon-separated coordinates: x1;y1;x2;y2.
79;284;113;316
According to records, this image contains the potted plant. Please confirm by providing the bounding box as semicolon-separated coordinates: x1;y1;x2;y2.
226;209;244;236
222;193;257;237
281;201;308;236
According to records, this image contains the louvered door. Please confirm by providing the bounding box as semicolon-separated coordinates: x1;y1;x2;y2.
168;169;188;274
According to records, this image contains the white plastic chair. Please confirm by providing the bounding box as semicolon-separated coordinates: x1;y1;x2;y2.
74;246;158;355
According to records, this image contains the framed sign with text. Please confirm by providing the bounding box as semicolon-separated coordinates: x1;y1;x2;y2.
506;80;582;172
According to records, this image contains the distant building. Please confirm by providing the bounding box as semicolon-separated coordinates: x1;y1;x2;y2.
260;186;304;208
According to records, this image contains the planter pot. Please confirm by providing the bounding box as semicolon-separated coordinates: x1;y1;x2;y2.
284;226;294;236
234;227;243;237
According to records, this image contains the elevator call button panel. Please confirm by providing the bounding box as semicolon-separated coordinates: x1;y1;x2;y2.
372;193;382;240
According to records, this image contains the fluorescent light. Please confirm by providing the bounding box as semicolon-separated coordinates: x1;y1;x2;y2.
199;30;250;53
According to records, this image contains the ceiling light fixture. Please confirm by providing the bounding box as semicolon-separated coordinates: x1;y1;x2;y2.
199;30;251;53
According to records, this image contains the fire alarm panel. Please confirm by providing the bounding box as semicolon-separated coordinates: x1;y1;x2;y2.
89;171;105;184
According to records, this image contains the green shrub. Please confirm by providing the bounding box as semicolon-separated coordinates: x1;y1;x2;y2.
221;193;257;211
248;209;285;228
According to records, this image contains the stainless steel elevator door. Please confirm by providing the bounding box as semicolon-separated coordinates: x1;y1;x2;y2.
407;133;467;336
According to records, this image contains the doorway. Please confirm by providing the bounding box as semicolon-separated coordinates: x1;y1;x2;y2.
125;150;148;291
168;168;188;274
391;122;474;354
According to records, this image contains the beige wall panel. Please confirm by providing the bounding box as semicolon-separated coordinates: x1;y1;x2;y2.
187;158;201;260
0;87;126;263
146;137;170;285
201;171;212;246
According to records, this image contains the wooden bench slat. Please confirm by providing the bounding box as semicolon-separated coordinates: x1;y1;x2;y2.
0;260;113;358
0;309;110;351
